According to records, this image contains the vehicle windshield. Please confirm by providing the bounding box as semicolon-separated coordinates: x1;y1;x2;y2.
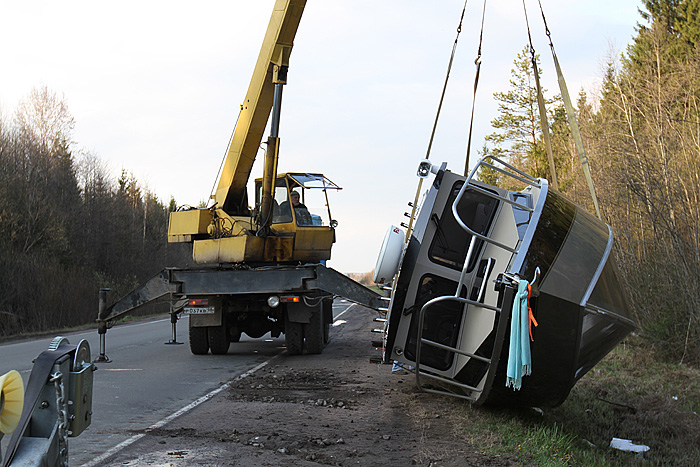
288;173;340;190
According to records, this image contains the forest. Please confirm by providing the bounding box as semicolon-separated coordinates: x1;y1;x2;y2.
480;0;700;365
2;0;699;368
0;86;188;338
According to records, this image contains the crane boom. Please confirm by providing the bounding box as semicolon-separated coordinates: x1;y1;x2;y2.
216;0;306;215
168;0;339;265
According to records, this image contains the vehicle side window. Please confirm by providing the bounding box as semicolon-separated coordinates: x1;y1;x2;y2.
272;184;292;224
428;182;499;272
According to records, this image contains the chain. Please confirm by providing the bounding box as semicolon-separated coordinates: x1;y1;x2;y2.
50;371;70;467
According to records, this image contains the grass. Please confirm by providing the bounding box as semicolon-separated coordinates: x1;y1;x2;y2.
444;335;700;465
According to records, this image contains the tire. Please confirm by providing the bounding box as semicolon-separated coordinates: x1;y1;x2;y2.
304;309;325;355
230;327;241;343
208;324;230;355
189;325;209;355
285;310;304;355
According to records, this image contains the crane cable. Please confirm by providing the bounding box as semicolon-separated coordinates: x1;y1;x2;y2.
423;0;469;163
405;0;470;243
464;0;488;175
522;0;559;191
208;105;244;208
536;0;601;219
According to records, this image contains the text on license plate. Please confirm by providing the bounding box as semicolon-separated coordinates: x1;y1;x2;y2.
184;306;215;314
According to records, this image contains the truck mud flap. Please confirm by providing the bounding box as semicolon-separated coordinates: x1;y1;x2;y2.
286;301;313;324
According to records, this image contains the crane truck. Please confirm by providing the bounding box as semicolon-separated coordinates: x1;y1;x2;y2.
95;0;381;359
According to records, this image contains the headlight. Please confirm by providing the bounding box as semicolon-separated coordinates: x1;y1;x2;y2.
267;295;280;308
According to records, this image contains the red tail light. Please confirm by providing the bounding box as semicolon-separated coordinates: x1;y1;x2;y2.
188;298;209;306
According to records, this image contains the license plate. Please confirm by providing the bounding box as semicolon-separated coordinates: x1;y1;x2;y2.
184;306;215;315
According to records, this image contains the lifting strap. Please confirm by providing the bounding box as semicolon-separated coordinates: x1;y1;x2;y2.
522;0;559;191
536;0;602;219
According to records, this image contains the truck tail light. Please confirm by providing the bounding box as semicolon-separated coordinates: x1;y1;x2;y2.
280;296;300;303
188;298;209;306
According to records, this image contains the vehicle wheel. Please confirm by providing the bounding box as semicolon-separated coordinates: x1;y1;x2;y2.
208;324;230;355
305;309;325;355
189;325;209;355
230;327;241;343
285;311;304;355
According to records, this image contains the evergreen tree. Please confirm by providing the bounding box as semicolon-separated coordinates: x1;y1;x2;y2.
677;0;700;47
484;45;561;183
633;0;700;61
475;144;503;186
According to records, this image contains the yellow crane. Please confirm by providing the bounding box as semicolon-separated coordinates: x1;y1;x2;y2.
95;0;379;359
168;0;337;264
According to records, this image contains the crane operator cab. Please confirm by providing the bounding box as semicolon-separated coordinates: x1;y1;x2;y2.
167;172;341;265
254;172;341;262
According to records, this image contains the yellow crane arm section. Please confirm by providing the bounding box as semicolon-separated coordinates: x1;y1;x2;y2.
216;0;307;215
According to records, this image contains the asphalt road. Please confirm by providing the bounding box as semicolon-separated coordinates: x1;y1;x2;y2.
0;300;356;466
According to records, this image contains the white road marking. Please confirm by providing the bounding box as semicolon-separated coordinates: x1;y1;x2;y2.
80;354;281;467
81;300;360;466
333;302;356;320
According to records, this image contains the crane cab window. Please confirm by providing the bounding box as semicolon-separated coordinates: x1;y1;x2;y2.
278;186;315;226
272;182;292;224
287;187;325;226
256;174;341;227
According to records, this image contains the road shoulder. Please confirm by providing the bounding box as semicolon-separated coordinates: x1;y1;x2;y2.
91;305;516;466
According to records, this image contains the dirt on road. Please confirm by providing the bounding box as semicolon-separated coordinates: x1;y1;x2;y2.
96;305;517;466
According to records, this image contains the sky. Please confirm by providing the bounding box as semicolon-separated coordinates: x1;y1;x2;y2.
0;0;643;273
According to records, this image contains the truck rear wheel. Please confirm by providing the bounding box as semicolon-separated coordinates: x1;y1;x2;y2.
305;309;325;355
208;324;230;355
189;325;209;355
285;312;304;355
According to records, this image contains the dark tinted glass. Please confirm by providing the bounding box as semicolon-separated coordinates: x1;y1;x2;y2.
429;182;499;272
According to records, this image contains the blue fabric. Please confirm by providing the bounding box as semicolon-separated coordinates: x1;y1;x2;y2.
506;279;532;390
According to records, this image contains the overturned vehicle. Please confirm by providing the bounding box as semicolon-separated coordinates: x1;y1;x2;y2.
375;156;636;407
